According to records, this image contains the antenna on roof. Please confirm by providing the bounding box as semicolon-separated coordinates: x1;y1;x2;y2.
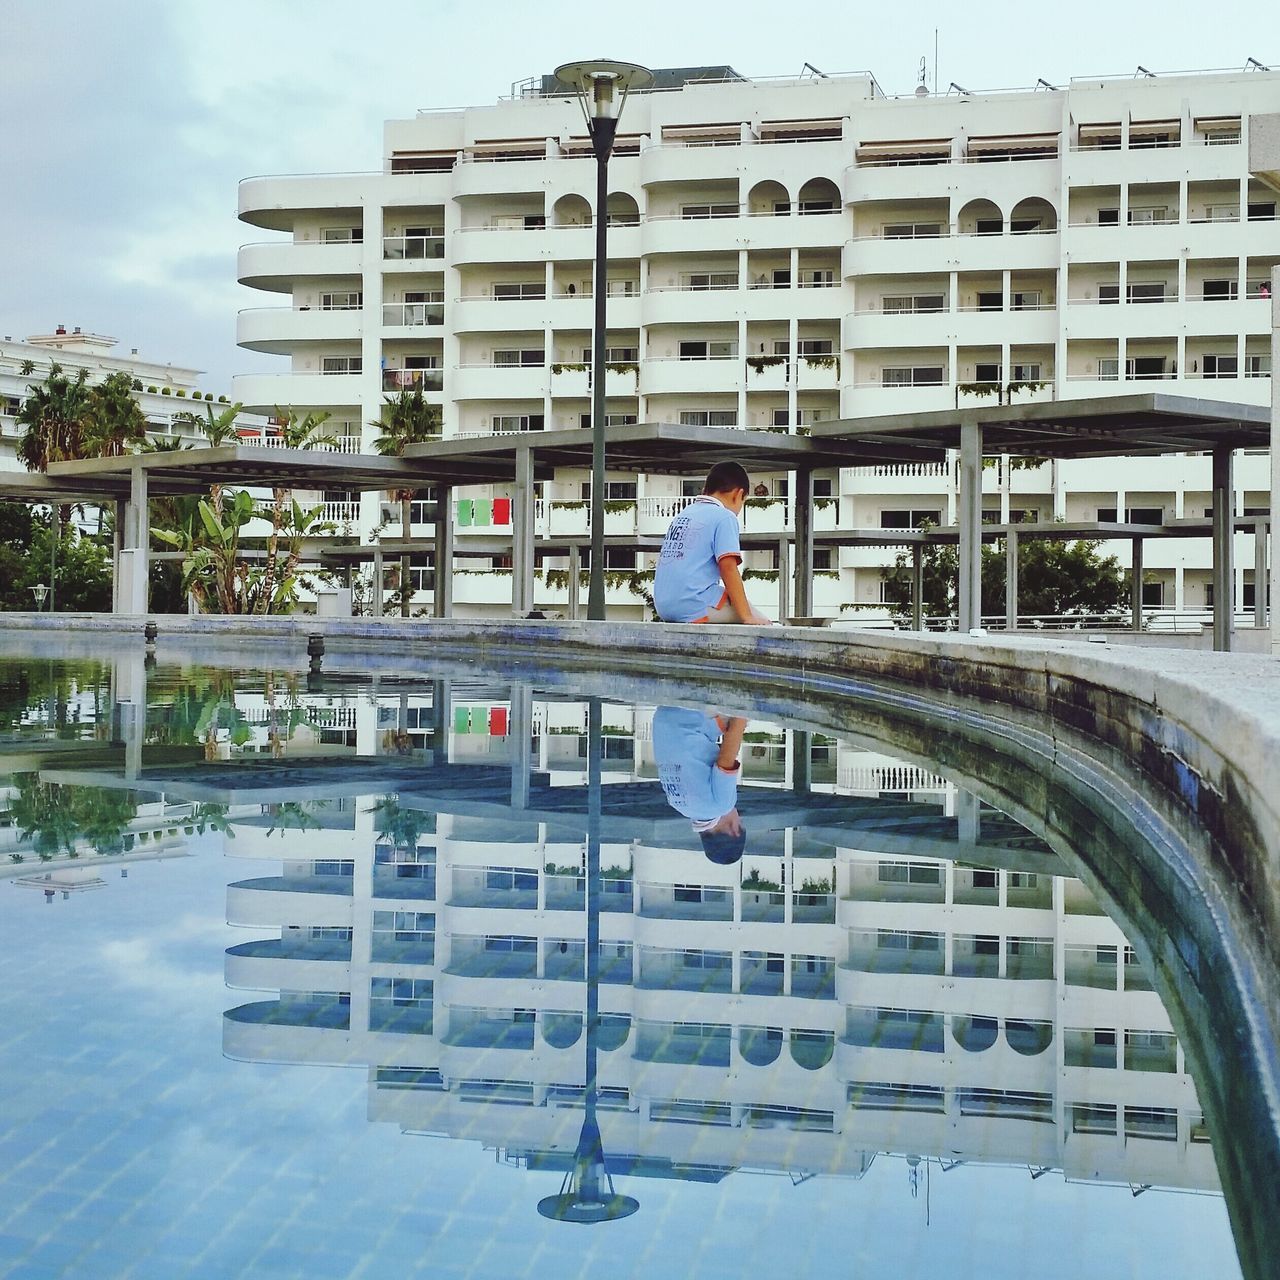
915;56;929;97
947;81;970;96
801;62;827;78
1246;56;1271;71
1036;77;1059;91
1135;65;1156;77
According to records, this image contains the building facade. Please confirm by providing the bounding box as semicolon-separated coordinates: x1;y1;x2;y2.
234;65;1280;619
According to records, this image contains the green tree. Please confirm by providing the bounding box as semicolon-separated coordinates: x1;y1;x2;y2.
0;507;111;612
881;532;1126;625
152;488;334;614
15;362;91;473
83;371;147;458
372;389;442;617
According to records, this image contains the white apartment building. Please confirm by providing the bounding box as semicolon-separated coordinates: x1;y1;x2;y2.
220;698;1217;1195
235;63;1279;619
0;326;247;464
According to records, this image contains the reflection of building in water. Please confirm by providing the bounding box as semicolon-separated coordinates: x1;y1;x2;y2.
222;703;1218;1198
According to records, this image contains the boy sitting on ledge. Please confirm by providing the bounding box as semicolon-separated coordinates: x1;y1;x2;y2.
653;461;771;625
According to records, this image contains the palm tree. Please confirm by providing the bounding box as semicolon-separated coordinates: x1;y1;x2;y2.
83;371;147;458
371;389;442;616
16;362;91;474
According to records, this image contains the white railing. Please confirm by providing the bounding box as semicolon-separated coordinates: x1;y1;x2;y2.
382;368;443;391
848;461;950;478
839;765;949;792
238;434;364;454
382;235;445;260
382;302;444;326
849;225;1057;243
636;495;695;522
318;501;361;525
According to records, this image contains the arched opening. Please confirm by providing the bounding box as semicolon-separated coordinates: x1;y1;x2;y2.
607;192;640;226
747;179;791;216
740;1025;784;1066
790;1028;834;1070
553;193;593;227
542;1012;583;1049
1006;1018;1054;1055
1010;196;1058;234
952;1014;1000;1052
597;1014;631;1052
797;177;841;214
956;198;1004;236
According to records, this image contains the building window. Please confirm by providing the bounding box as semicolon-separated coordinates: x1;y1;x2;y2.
321;356;361;374
491;414;544;433
493;282;546;300
493;348;545;367
883;294;946;314
680;410;737;427
877;861;941;885
883;222;942;239
683;271;738;291
321;226;362;243
881;366;945;387
880;508;942;530
679;339;736;359
319;291;362;310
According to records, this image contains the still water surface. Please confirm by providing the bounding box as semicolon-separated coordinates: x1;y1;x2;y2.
0;656;1242;1279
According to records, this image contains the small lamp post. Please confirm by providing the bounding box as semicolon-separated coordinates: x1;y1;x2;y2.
30;583;49;611
554;59;654;620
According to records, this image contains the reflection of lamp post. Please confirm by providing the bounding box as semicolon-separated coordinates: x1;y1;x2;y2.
30;583;49;611
554;59;654;621
537;697;639;1223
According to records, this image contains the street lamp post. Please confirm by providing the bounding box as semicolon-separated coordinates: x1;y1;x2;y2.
30;583;49;611
555;59;653;620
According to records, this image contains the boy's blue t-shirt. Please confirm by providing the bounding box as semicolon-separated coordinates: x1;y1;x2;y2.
652;706;739;823
653;496;742;622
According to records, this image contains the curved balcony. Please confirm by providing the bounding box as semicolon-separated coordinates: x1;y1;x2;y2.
639;356;742;396
231;372;365;413
223;1000;355;1065
843;229;1059;277
843;158;954;204
225;937;353;991
740;211;847;252
640;141;745;187
238;240;363;291
237;307;364;354
238;172;374;231
641;214;749;257
641;286;749;326
451;364;548;400
226;876;355;928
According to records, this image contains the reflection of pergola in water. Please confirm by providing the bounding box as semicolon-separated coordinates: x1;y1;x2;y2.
0;395;1267;651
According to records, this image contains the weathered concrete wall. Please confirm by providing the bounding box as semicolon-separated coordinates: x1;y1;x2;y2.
0;613;1277;1276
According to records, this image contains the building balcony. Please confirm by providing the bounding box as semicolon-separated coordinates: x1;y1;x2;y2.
739;210;847;252
232;371;364;412
226;876;353;928
843;381;957;416
382;368;443;393
1063;220;1187;261
843;228;1059;277
450;222;641;265
382;233;445;263
237;240;364;291
381;301;444;330
225;937;352;991
452;364;547;400
238;171;383;231
641;285;750;326
237;306;364;354
1063;141;1218;185
639;356;741;395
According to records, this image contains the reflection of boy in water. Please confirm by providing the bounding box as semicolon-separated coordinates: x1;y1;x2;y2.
652;706;748;865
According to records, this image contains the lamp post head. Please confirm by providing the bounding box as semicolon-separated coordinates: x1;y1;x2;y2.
554;60;654;123
30;583;48;608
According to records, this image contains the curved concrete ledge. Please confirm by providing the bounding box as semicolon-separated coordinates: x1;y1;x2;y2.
1;613;1278;1275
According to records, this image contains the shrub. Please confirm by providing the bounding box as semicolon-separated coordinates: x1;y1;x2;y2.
147;384;158;393
161;387;171;395
175;389;186;397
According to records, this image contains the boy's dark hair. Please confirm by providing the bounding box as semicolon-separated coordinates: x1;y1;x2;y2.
703;461;750;496
700;827;747;865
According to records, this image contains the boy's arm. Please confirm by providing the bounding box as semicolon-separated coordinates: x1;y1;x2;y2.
716;716;748;770
719;556;770;624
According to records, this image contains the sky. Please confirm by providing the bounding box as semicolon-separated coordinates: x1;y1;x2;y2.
0;0;1275;392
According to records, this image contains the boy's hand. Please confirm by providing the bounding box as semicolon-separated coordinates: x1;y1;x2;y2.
747;609;773;626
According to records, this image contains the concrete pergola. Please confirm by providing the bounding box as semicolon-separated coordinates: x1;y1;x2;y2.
43;446;456;613
401;421;899;618
810;393;1271;651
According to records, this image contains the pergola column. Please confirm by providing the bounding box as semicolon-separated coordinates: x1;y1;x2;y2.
371;548;384;618
776;536;790;621
433;484;454;619
1004;529;1019;631
112;497;127;615
793;469;814;618
957;421;984;632
1131;536;1145;633
911;542;924;631
1212;446;1234;652
119;465;149;615
790;728;812;794
513;446;535;617
509;683;532;810
567;543;582;620
1254;519;1268;630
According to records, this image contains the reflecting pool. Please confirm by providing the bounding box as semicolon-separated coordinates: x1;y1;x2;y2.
0;653;1248;1279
